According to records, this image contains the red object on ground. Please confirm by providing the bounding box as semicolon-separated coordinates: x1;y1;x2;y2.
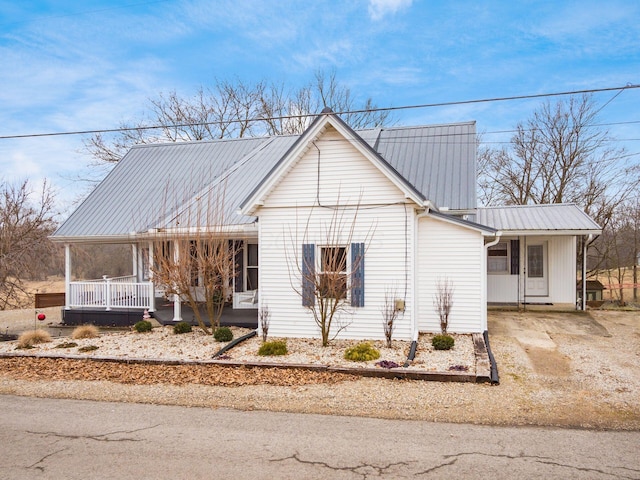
37;313;46;321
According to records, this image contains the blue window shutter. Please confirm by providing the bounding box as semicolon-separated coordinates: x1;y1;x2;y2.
510;239;520;275
351;243;365;307
302;244;315;307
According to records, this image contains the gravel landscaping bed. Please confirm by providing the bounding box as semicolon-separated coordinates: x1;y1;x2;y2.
1;309;639;430
0;325;477;374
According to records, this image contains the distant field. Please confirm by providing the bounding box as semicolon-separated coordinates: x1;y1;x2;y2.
594;268;639;303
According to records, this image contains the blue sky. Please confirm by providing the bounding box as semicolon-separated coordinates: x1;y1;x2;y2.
1;0;639;214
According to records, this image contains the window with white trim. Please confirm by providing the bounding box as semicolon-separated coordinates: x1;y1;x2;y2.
488;242;509;273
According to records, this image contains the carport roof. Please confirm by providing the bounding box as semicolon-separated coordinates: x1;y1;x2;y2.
476;204;601;235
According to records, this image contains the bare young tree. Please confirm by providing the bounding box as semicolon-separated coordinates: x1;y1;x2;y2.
288;202;374;347
259;304;271;343
433;277;454;334
0;179;57;309
150;178;235;334
84;72;391;167
381;288;401;348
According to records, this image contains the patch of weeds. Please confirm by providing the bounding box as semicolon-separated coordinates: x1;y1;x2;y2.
78;345;99;352
213;327;233;342
258;340;288;356
133;320;153;333
376;360;400;369
344;342;380;362
55;342;78;349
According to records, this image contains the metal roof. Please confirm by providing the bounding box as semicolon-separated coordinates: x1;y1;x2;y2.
53;118;478;241
476;204;602;233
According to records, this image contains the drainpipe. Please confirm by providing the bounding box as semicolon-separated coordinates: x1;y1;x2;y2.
582;234;594;311
484;232;502;331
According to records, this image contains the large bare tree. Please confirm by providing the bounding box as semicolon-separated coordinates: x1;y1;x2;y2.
0;180;57;309
478;94;638;229
84;71;391;165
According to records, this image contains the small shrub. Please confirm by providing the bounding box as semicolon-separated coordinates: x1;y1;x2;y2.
213;326;233;342
55;342;78;349
258;340;288;356
72;324;99;339
133;320;153;333
17;329;52;348
78;345;99;352
344;342;380;362
173;321;192;334
432;334;455;350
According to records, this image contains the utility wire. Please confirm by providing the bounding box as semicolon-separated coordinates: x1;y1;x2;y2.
1;83;639;141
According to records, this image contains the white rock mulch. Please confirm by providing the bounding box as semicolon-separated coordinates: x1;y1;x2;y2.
0;326;476;373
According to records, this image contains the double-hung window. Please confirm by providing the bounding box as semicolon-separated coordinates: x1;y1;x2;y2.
319;246;347;299
487;242;509;274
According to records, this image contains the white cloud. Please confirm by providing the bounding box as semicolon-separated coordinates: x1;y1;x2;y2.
368;0;413;21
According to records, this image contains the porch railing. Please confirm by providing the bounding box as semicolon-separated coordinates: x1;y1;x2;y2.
69;276;153;310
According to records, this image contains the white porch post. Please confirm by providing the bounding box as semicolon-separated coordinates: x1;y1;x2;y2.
64;244;71;310
173;241;182;322
148;241;155;312
132;244;139;281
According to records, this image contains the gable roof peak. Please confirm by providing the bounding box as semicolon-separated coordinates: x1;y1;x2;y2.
320;106;333;114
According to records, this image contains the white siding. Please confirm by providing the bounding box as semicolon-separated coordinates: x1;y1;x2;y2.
257;126;415;340
263;126;407;208
417;216;485;333
524;235;576;304
486;235;577;305
487;274;518;302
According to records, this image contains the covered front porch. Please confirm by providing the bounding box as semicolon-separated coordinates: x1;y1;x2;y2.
60;234;260;327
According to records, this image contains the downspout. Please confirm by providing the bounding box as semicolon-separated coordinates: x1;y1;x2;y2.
582;234;595;311
484;232;502;331
404;206;421;367
483;233;502;385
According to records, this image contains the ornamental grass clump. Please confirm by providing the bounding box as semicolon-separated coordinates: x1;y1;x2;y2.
432;334;455;351
344;342;380;362
173;321;192;334
72;324;99;339
213;326;233;342
257;340;288;356
17;329;51;349
133;320;153;333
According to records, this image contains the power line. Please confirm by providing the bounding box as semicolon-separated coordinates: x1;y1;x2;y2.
1;83;638;141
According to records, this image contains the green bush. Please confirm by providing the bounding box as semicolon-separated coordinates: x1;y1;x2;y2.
344;342;381;362
213;326;233;342
133;320;153;333
432;334;455;350
258;340;288;356
173;321;192;334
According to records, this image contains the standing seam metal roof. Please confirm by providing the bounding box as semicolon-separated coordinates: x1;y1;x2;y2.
476;204;601;232
53;120;478;240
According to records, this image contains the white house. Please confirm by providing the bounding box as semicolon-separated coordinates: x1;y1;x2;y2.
51;109;601;339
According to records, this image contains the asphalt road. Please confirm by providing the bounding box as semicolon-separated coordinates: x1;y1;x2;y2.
1;395;638;479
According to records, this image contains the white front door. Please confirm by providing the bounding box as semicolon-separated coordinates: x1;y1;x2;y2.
526;242;548;297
